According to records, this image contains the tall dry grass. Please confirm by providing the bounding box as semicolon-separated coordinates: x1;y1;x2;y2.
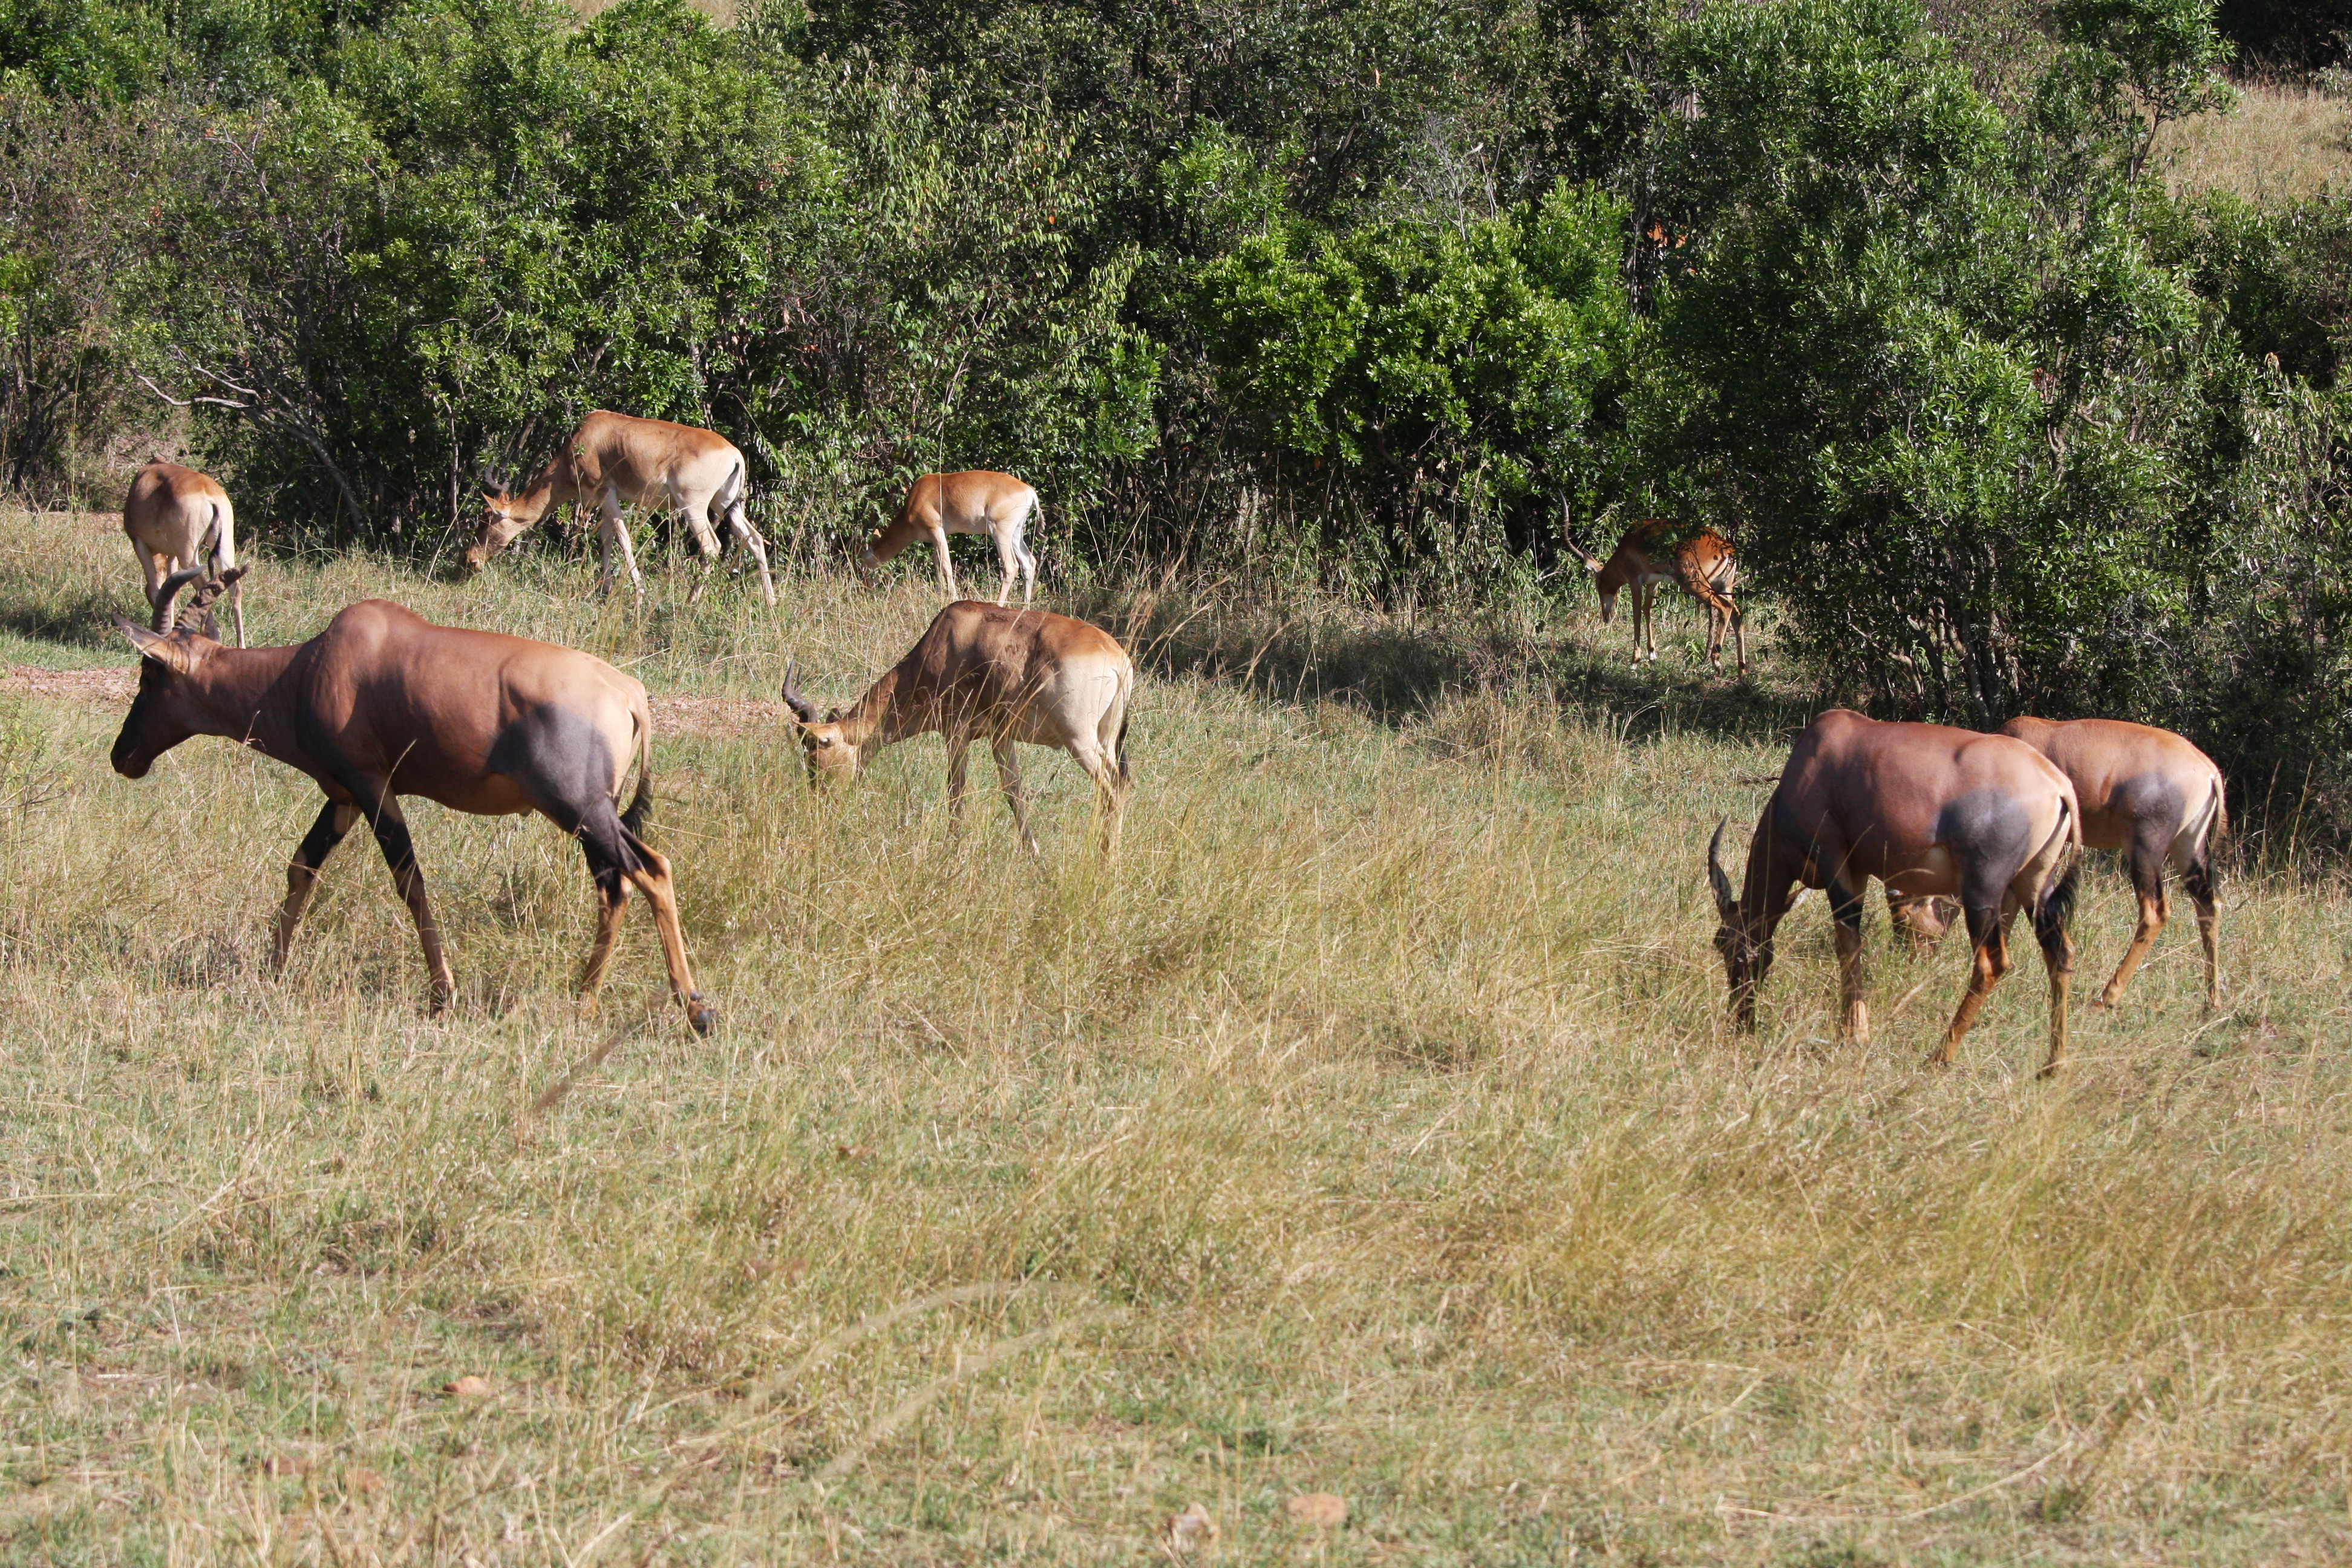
0;505;2347;1563
2157;82;2349;203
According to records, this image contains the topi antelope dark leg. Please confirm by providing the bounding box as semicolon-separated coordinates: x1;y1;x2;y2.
274;797;361;972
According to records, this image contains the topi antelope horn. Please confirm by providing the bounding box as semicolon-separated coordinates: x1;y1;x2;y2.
779;656;817;724
152;567;207;633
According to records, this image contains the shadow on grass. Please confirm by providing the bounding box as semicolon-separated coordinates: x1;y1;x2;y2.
0;579;145;653
1067;581;1819;746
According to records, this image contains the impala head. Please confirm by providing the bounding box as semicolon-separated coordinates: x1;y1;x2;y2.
465;471;538;573
780;658;860;784
111;567;244;779
1707;817;1771;1028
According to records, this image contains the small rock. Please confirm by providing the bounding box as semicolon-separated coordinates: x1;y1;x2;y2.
1285;1492;1347;1528
1165;1501;1218;1551
346;1466;384;1495
835;1143;871;1162
263;1454;312;1477
445;1374;492;1399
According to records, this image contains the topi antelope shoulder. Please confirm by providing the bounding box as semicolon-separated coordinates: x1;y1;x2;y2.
1708;709;2082;1074
124;459;244;647
781;601;1132;854
110;570;714;1031
860;471;1040;606
467;410;775;606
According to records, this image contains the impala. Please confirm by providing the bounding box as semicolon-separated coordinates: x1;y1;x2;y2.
466;410;776;606
111;570;714;1032
2000;717;2225;1010
1563;509;1744;673
1708;709;2082;1074
124;459;244;647
780;601;1131;853
861;471;1040;605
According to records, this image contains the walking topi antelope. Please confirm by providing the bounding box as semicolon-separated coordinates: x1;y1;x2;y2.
109;570;714;1032
780;601;1132;853
1563;509;1744;673
466;410;776;606
1708;709;2082;1074
124;459;245;648
861;471;1040;606
2000;716;2226;1010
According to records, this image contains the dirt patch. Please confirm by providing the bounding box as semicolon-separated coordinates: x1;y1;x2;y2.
3;665;779;742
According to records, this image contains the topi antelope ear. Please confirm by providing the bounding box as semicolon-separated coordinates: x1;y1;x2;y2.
116;616;195;672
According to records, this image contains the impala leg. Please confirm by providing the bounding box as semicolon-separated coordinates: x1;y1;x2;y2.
602;490;643;599
723;497;777;606
931;525;958;599
944;738;973;840
274;798;360;972
993;528;1021;607
1016;538;1037;606
990;737;1039;855
363;799;456;1013
618;840;712;1035
1927;903;2008;1068
1068;740;1126;855
2099;834;2171;1008
1829;878;1869;1046
2182;852;2221;1011
1731;602;1746;675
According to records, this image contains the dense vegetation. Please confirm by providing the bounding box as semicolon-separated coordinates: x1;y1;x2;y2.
1;0;2347;849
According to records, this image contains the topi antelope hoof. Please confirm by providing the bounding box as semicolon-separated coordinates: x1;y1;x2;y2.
686;993;716;1036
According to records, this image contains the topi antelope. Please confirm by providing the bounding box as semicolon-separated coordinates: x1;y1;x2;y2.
1563;509;1743;673
861;471;1040;605
780;601;1132;854
466;410;776;606
2000;717;2226;1010
125;459;245;648
109;571;714;1032
1708;709;2082;1074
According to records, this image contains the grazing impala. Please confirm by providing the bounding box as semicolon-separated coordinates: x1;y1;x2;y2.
2001;717;2225;1010
1563;509;1744;673
110;570;714;1033
466;410;776;606
780;601;1131;853
124;459;244;647
1708;709;2082;1073
861;471;1039;605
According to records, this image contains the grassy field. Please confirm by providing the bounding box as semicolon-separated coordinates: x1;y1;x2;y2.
0;502;2348;1565
2155;82;2348;203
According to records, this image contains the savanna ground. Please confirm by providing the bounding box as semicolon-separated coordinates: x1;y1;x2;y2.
0;498;2347;1567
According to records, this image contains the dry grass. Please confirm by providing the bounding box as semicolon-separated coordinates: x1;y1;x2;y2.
0;503;2348;1564
2156;82;2350;203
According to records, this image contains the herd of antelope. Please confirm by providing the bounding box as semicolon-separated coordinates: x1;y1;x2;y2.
107;417;2229;1067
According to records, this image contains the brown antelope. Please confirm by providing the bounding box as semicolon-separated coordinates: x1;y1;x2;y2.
109;570;714;1033
780;601;1131;853
2000;717;2225;1011
124;459;244;647
1563;510;1744;673
861;471;1040;605
1708;709;2082;1074
466;410;776;606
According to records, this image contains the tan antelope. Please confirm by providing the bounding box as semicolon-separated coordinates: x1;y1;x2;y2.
780;601;1131;853
124;459;244;647
2000;717;2225;1010
109;569;714;1033
1708;709;2082;1073
1563;510;1744;673
466;410;776;606
861;471;1040;605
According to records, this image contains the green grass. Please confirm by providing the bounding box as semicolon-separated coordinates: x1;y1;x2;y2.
1;505;2348;1564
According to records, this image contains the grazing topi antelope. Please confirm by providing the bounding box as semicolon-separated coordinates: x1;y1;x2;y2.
2000;716;2226;1010
124;459;244;647
1709;709;2082;1074
110;569;714;1032
466;410;776;606
1563;509;1743;673
780;601;1131;853
861;471;1040;605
